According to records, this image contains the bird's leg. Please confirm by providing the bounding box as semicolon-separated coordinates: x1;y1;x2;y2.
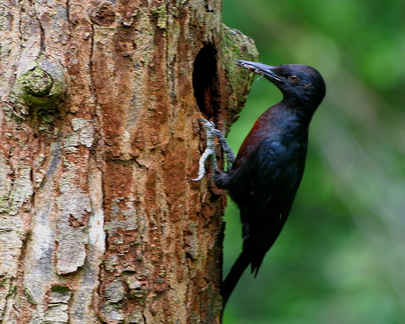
211;128;235;169
191;119;235;182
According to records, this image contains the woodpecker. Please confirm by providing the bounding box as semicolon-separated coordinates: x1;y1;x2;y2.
193;60;326;306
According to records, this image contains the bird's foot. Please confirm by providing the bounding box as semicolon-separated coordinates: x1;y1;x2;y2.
191;119;218;181
191;119;235;182
212;127;236;169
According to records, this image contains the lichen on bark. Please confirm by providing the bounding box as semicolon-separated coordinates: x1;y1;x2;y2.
9;55;66;122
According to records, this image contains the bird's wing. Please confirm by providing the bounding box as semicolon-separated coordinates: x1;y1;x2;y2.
244;137;306;274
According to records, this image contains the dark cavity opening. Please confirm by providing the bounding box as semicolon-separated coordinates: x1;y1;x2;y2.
192;44;219;119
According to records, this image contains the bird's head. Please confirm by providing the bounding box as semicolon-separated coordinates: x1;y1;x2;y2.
237;60;326;110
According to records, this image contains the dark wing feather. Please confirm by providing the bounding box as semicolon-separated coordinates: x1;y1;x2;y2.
242;133;308;274
220;130;309;304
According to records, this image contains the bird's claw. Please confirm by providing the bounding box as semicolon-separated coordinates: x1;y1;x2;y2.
191;119;218;182
191;119;235;182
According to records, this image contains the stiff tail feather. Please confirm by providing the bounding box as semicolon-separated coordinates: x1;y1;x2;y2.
221;250;250;307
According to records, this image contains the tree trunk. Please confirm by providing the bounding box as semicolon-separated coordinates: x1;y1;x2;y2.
0;1;257;323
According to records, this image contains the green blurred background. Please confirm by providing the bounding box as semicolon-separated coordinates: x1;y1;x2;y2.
221;0;405;323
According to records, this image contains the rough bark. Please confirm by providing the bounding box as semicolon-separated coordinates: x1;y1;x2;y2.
0;1;257;323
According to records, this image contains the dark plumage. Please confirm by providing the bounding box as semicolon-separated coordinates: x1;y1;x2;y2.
217;60;326;306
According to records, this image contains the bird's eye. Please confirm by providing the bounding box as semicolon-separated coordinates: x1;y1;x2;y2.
289;75;299;82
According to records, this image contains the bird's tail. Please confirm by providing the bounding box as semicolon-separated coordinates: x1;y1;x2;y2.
221;250;250;307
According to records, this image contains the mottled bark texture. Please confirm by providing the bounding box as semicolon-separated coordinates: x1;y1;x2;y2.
0;1;257;323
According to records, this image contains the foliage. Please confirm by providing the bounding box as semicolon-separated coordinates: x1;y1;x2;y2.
222;0;405;323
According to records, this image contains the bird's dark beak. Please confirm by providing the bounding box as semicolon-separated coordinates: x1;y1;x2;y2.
237;60;282;82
